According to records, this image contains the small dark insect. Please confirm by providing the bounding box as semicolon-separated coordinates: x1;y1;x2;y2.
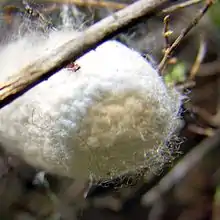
2;1;37;19
22;0;57;31
65;63;81;72
22;0;38;18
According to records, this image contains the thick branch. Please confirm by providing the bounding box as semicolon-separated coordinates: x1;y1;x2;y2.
0;0;169;109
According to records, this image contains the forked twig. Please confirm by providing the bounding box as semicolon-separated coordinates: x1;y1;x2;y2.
0;0;170;109
158;0;214;73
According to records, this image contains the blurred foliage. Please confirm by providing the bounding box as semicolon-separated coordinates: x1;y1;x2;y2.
208;0;220;28
214;185;220;203
164;62;186;85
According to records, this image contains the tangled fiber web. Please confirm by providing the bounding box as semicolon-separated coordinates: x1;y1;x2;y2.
0;4;183;183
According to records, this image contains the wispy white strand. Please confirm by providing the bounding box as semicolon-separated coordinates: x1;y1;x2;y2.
0;6;183;181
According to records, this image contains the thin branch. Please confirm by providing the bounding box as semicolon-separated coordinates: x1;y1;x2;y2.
188;124;215;137
163;15;172;51
160;15;172;74
45;0;127;10
0;0;170;109
176;80;196;91
157;0;214;73
142;128;220;206
44;0;203;13
190;105;220;128
197;59;220;77
161;0;203;14
189;36;207;80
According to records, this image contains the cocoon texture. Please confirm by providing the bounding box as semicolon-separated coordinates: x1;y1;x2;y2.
0;29;182;181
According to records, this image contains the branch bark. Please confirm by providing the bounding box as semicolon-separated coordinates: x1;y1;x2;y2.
0;0;169;109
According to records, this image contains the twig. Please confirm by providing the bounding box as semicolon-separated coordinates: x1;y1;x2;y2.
1;0;204;17
197;59;220;77
163;15;172;51
188;124;215;137
189;36;207;80
42;0;127;10
161;0;203;14
176;80;196;91
161;15;172;73
0;0;170;109
190;105;220;128
142;128;220;206
157;0;214;73
44;0;203;13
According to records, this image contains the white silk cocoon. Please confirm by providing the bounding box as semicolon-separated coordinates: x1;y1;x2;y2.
0;29;182;180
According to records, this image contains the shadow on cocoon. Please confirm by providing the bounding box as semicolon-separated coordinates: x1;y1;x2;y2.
0;29;182;181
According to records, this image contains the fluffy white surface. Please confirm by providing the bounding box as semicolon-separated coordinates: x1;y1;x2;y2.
0;29;182;180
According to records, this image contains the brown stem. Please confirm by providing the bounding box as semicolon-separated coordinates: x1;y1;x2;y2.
0;0;170;109
158;0;214;73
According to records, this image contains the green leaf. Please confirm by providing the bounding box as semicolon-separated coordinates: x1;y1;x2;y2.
209;0;220;28
164;62;186;85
